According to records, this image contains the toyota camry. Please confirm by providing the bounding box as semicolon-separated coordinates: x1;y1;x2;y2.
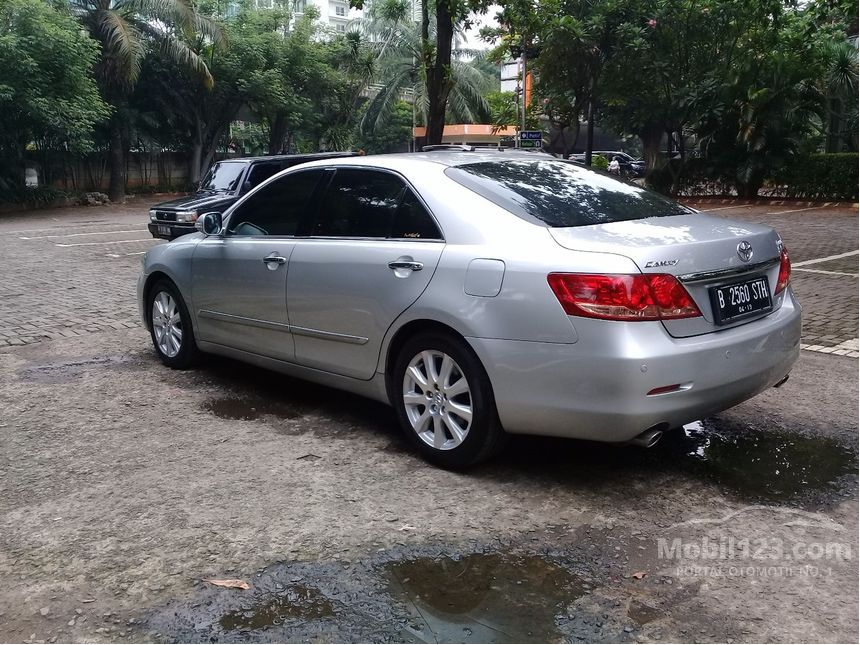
138;150;800;468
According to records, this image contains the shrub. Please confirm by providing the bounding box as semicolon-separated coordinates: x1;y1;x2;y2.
592;154;609;170
772;153;858;201
0;185;69;205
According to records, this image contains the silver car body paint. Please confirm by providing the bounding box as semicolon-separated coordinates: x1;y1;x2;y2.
138;151;801;443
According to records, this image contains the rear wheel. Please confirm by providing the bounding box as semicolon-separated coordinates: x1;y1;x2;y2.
148;280;198;369
393;333;506;469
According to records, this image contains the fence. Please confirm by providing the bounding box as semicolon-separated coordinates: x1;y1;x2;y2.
24;150;191;193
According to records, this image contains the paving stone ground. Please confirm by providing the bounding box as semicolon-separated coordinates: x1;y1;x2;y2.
0;198;857;356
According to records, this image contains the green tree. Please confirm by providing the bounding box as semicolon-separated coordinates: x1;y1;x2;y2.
70;0;221;201
354;0;491;145
355;100;413;153
359;0;492;140
0;0;108;195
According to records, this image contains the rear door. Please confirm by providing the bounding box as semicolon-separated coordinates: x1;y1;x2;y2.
286;167;444;379
192;169;325;360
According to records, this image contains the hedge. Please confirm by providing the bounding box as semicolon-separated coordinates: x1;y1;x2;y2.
773;153;858;202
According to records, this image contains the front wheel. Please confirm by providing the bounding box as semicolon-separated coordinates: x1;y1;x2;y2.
148;280;198;369
393;333;506;469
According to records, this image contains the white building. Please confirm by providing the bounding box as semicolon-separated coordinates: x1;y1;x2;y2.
291;0;363;33
243;0;363;33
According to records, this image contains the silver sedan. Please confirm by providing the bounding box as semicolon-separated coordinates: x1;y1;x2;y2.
138;151;800;468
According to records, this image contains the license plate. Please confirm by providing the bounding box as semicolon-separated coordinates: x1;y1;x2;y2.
710;275;772;325
157;225;171;236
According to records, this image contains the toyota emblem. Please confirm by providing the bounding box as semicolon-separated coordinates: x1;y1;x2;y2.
737;240;753;262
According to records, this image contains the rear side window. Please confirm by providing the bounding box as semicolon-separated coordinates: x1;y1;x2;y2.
445;160;690;227
228;169;323;236
246;163;282;188
391;190;442;239
313;169;405;238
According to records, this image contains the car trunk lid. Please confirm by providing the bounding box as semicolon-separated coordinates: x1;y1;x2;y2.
548;213;785;337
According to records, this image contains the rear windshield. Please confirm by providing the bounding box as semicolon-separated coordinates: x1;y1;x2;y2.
445;159;690;227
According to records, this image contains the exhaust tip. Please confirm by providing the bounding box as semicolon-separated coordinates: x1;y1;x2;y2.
773;374;790;388
628;423;668;448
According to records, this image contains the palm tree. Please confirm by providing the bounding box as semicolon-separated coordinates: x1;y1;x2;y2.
359;0;493;143
69;0;222;201
824;39;859;152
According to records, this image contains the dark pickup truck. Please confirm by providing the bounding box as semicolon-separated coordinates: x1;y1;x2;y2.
148;152;357;240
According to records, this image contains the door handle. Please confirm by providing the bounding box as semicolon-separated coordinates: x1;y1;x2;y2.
388;260;423;271
263;255;287;265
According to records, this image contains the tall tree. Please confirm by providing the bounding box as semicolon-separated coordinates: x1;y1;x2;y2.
354;0;490;145
70;0;221;201
360;0;492;137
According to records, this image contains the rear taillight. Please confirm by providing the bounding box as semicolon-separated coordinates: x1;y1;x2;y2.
547;273;702;321
775;245;791;294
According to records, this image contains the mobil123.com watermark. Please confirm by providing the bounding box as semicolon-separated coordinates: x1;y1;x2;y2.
657;507;853;579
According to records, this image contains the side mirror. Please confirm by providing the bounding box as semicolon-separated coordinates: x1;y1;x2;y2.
242;180;254;193
196;211;223;236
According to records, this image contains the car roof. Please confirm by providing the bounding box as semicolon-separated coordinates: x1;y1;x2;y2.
216;152;358;165
293;149;559;172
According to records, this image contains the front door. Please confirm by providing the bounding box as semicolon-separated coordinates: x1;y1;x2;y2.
287;168;445;379
192;169;325;361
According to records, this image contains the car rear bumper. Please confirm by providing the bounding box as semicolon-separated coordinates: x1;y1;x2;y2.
148;222;196;240
466;288;801;442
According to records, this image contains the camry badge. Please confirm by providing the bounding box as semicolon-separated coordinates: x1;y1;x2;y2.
644;259;679;268
737;241;753;262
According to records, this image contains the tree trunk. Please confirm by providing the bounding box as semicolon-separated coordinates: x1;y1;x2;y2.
826;97;842;153
108;117;126;202
639;123;663;181
268;113;288;155
425;2;455;145
585;98;595;166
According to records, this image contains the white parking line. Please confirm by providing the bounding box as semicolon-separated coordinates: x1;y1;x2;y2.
697;205;751;212
7;223;142;235
793;250;859;267
20;229;144;240
56;238;155;247
794;267;858;277
106;251;148;257
767;205;827;215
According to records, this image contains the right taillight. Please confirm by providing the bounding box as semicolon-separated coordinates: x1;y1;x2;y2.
775;245;791;294
547;273;702;321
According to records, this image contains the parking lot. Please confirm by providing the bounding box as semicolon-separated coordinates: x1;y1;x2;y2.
0;198;857;643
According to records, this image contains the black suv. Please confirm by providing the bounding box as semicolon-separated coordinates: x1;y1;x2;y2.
148;152;358;240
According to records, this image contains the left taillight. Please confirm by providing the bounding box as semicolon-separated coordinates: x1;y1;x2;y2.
775;245;791;294
547;273;702;321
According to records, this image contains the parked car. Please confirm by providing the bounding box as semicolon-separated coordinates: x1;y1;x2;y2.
147;152;357;240
138;151;799;468
570;151;644;177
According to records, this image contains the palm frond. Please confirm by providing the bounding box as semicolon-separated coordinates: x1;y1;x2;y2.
95;9;146;84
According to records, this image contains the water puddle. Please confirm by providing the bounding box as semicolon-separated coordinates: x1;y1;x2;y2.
202;395;304;421
218;584;334;632
663;421;858;503
18;354;138;383
387;553;585;643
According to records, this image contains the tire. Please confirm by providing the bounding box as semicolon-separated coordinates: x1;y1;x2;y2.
392;332;507;469
147;279;199;369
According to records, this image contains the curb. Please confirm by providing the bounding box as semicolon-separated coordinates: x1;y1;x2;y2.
680;197;859;209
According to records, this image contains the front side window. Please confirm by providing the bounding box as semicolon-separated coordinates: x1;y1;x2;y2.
227;169;323;236
445;159;691;227
312;169;405;238
199;161;247;193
